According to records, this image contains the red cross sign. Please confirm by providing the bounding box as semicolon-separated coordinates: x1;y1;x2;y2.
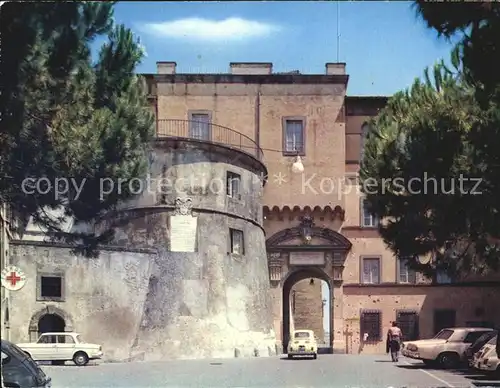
6;272;21;286
1;265;27;291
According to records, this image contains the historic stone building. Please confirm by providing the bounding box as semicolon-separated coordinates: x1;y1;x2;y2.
2;61;500;359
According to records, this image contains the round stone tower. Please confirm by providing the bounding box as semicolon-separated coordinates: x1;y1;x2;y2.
103;129;276;360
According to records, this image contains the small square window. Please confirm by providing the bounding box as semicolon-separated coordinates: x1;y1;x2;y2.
230;229;244;255
226;172;241;199
38;274;64;301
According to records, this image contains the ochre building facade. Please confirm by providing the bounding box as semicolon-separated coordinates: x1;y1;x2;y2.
147;61;500;354
2;61;500;358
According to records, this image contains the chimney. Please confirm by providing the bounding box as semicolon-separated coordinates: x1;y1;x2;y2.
230;62;273;75
325;63;346;75
157;61;176;74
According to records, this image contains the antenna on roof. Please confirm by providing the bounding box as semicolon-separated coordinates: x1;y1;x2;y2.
336;1;340;62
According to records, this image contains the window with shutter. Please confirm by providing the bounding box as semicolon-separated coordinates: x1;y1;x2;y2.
396;310;419;341
361;199;379;228
360;310;382;342
229;228;244;255
189;113;211;140
226;172;241;199
398;257;417;284
284;119;305;154
361;257;380;284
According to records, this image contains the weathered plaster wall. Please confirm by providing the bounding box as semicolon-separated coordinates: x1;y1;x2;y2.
343;285;500;354
8;243;154;362
108;140;275;360
8;139;276;361
155;81;347;210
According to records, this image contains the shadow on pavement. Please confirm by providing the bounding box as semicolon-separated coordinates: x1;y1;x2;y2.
375;360;395;363
398;361;500;386
38;361;99;367
471;382;500;387
279;356;316;361
397;363;471;373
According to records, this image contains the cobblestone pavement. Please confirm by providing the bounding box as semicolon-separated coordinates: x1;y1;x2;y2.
41;355;498;388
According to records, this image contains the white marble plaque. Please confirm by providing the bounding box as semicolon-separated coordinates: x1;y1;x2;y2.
289;252;325;265
169;215;198;252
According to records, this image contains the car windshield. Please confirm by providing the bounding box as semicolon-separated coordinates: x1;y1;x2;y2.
1;340;28;361
487;335;497;345
76;335;84;343
471;332;496;350
294;332;310;339
433;329;454;340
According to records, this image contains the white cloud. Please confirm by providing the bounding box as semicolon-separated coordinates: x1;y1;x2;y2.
140;17;280;41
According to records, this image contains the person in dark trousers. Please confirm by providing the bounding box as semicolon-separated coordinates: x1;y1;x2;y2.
386;321;403;362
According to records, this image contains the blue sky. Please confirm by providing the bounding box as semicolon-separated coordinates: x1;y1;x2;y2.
108;1;457;96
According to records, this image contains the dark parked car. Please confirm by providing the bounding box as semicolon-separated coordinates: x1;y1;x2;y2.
465;330;498;367
1;339;52;388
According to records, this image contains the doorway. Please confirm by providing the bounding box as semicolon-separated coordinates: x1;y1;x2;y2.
38;313;66;337
282;269;332;353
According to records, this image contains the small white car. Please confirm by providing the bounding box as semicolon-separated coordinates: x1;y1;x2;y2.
474;335;499;377
287;329;318;359
17;332;103;366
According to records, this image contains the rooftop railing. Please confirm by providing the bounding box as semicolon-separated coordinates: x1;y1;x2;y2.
156;119;263;161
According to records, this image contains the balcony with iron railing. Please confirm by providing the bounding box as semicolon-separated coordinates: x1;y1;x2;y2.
156;119;263;161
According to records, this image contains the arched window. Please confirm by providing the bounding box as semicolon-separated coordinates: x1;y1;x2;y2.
360;123;370;162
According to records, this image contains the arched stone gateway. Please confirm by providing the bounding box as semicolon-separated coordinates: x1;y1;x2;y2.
28;305;74;341
266;216;352;353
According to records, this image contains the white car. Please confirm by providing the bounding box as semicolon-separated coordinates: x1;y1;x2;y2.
474;335;499;377
402;327;494;369
17;332;103;366
287;329;318;359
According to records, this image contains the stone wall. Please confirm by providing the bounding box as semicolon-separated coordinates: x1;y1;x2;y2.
343;285;500;354
8;138;277;361
9;243;154;362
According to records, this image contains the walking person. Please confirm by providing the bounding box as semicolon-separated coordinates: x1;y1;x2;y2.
386;321;403;362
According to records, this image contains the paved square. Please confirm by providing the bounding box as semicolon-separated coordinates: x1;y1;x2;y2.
40;354;494;388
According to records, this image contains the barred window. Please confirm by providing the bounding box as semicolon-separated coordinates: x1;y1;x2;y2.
360;310;382;342
396;310;419;341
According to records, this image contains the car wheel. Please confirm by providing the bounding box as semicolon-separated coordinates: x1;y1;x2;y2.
73;351;89;366
313;354;317;360
437;352;460;369
422;360;435;367
287;354;293;359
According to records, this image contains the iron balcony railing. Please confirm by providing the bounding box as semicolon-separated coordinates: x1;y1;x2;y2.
156;119;263;161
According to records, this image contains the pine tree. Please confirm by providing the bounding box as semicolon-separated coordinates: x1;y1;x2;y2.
0;2;154;256
360;3;500;277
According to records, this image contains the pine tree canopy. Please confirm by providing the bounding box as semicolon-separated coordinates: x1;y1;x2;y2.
0;2;155;256
361;3;500;277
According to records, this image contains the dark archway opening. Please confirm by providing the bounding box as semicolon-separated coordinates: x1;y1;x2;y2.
38;314;65;337
282;268;332;354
